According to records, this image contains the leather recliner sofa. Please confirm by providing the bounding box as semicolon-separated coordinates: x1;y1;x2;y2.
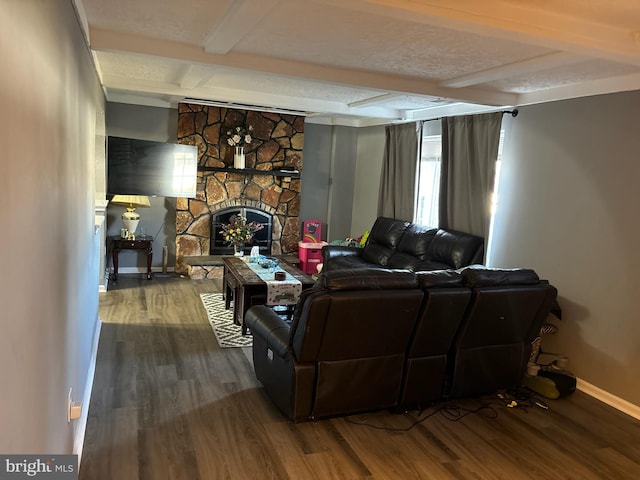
322;217;484;273
246;268;424;422
246;266;558;421
399;269;472;410
445;266;558;400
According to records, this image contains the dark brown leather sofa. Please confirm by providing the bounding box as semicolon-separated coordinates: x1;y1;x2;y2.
322;217;484;273
399;269;472;410
445;266;558;400
246;266;557;421
245;268;424;422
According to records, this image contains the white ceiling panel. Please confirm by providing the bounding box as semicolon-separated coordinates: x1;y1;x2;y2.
76;0;640;125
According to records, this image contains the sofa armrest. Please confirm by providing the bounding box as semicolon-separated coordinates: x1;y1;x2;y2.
245;305;290;358
322;245;363;263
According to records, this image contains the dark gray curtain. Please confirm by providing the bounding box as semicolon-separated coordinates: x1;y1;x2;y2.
377;122;420;221
439;112;503;238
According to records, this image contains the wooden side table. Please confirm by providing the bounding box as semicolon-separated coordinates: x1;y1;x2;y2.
110;236;153;280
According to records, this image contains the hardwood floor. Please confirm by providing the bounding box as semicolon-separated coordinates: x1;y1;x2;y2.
80;274;640;479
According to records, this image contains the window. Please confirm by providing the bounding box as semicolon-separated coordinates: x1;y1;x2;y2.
414;134;442;228
414;124;505;228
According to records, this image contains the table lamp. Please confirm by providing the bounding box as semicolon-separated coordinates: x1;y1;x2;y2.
111;195;151;239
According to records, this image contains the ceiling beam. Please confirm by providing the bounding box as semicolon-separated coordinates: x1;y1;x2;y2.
348;93;404;108
323;0;640;67
441;51;585;88
177;64;212;90
400;102;511;122
99;74;407;119
203;0;281;54
517;70;640;106
89;27;518;107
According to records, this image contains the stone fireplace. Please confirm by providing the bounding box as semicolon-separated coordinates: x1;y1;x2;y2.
174;103;304;276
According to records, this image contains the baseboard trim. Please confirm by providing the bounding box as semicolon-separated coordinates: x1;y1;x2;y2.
73;315;102;464
577;377;640;421
99;268;109;292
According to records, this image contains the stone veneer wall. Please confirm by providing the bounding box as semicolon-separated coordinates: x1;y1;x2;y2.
175;103;304;274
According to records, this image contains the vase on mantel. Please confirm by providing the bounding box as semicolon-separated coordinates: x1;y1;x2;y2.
233;146;245;169
233;243;244;257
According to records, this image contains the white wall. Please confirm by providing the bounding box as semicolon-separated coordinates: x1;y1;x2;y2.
0;0;104;453
490;91;640;407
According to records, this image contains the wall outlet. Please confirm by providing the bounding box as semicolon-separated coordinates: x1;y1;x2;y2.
67;388;82;422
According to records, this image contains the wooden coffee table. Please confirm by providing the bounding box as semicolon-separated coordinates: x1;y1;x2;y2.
222;256;315;335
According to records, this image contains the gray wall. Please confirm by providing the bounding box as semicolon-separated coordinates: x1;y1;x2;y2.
489;90;640;407
0;0;105;453
106;101;178;143
105;102;179;271
301;123;383;242
300;122;332;239
300;123;359;242
311;105;640;408
327;125;359;241
351;125;385;237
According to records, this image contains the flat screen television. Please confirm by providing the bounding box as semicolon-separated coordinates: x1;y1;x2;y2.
107;136;198;197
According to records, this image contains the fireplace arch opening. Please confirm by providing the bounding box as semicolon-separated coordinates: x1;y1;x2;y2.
210;207;273;256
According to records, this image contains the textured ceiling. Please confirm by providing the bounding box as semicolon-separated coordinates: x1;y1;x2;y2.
76;0;640;126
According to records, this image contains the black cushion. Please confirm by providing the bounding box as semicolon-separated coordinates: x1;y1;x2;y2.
361;217;411;265
323;217;483;274
362;242;395;265
368;217;410;248
386;252;421;270
461;266;540;287
412;259;453;272
427;229;484;269
396;224;437;259
322;255;377;271
416;269;465;288
318;268;418;291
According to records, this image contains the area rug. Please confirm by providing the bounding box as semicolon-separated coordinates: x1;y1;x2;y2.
200;293;252;348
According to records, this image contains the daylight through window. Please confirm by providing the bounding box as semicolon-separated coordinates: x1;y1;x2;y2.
414;125;505;228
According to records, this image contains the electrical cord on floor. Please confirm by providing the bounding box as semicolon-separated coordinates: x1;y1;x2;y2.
345;401;499;432
439;402;499;421
497;388;551;412
345;406;441;432
344;389;550;432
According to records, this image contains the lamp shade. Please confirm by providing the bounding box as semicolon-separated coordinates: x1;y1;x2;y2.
110;195;151;209
111;195;151;237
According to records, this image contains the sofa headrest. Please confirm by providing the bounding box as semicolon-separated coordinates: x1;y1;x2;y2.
369;217;411;249
428;229;484;269
317;268;418;291
461;266;540;287
397;224;437;258
416;269;465;288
